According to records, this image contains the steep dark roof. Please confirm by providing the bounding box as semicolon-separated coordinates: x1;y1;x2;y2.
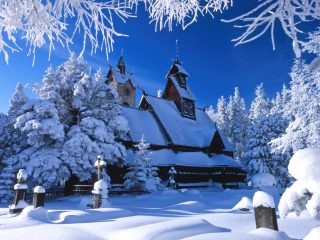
107;67;136;87
168;75;196;100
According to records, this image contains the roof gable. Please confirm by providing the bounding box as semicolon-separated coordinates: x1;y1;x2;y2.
141;95;216;148
107;67;136;87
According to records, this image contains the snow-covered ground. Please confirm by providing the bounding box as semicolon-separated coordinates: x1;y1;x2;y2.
0;188;319;240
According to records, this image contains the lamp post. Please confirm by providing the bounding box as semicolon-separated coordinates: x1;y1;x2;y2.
95;155;106;181
92;155;108;208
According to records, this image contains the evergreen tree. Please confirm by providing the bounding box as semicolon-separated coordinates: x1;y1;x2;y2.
215;96;228;135
244;84;274;179
11;99;66;188
27;54;128;184
0;114;15;203
226;87;248;161
268;92;290;187
271;60;317;155
124;135;161;192
0;84;28;202
205;105;215;122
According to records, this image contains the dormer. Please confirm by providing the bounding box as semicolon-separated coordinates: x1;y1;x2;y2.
167;60;189;89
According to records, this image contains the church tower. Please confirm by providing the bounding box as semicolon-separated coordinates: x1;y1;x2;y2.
162;50;196;120
106;53;136;107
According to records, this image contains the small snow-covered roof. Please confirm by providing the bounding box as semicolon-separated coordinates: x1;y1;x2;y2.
126;149;241;168
109;67;136;87
169;75;196;101
144;95;215;148
121;106;167;146
166;62;189;77
175;63;189;76
216;129;235;152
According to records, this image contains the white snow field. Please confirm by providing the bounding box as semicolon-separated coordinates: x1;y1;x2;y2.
0;188;319;240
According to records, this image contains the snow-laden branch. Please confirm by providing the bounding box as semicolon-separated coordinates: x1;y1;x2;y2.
223;0;320;58
128;0;232;31
0;0;132;64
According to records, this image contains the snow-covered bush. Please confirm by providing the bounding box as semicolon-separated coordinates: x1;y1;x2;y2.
279;149;320;218
124;135;162;193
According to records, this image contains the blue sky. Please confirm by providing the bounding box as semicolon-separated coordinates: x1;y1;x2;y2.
0;2;311;113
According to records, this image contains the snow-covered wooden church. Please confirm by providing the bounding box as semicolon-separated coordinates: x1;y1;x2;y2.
106;55;246;188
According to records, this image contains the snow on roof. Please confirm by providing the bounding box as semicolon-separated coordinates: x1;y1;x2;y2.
169;76;196;101
174;63;189;76
110;67;136;87
121;106;167;146
215;129;235;152
145;95;216;148
126;149;241;168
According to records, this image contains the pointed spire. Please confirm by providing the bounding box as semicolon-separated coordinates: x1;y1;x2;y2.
174;39;181;65
117;49;126;74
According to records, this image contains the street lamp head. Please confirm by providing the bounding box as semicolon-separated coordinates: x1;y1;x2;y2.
95;155;107;167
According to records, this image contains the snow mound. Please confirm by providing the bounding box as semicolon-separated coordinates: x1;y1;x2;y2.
288;148;320;193
253;191;275;208
109;218;229;240
180;189;201;196
19;206;49;222
250;228;291;240
182;228;291;240
304;227;320;240
166;201;207;212
251;173;276;188
232;197;252;211
79;196;93;208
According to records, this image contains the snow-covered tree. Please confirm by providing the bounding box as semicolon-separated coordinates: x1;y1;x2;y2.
244;84;274;179
124;135;161;192
8;83;28;122
226;87;248;161
10;99;66;188
0;84;29;202
0;113;16;203
1;0;317;63
215;96;228;135
29;54;128;183
0;113;10;166
271;59;320;156
205;105;215;122
268;92;290;187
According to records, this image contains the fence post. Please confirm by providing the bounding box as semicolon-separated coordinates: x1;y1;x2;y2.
168;166;177;189
33;186;46;208
253;191;278;231
9;169;28;214
91;179;109;209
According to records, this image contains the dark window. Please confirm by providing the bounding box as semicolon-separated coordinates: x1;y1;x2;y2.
181;99;195;119
125;88;131;96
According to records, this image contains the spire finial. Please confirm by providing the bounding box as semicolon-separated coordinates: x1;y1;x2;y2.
121;48;124;57
176;39;179;61
174;40;181;64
